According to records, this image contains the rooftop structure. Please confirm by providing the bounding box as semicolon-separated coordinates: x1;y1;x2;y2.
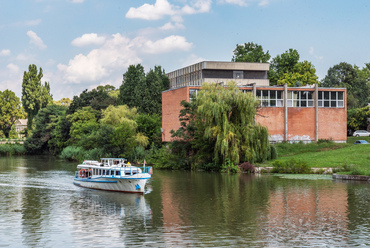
166;61;270;89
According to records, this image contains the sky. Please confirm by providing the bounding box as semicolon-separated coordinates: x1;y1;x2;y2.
0;0;370;101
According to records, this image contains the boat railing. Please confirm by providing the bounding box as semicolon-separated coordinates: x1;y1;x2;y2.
75;166;152;179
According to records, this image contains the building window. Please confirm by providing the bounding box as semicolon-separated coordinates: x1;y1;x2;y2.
256;90;284;107
318;91;344;108
287;91;314;107
189;89;199;101
233;71;244;79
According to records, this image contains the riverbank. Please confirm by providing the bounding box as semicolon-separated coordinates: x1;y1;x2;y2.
258;137;370;176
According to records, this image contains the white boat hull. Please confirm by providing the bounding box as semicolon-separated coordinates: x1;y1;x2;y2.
73;175;150;194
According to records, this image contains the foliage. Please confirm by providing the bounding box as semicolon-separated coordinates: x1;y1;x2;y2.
268;49;318;86
22;64;53;130
60;146;85;161
67;106;100;146
271;159;311;174
67;86;116;115
232;42;271;63
8;125;18;139
321;62;370;109
53;98;72;107
0;144;27;156
145;146;180;169
0;90;25;137
118;64;169;115
24;104;67;154
100;105;138;127
171;82;271;171
136;114;162;148
347;106;370;131
196;82;270;165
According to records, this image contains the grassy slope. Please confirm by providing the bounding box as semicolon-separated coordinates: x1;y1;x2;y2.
259;137;370;175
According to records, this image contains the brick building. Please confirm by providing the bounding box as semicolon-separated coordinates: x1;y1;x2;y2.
162;61;347;143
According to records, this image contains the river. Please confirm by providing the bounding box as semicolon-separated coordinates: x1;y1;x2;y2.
0;156;369;247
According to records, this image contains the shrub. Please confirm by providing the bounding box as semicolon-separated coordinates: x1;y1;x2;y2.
0;144;27;156
317;138;333;144
239;161;255;173
60;146;85;161
221;158;239;173
145;146;180;169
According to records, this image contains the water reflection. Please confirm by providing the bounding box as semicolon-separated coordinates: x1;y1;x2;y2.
1;157;370;247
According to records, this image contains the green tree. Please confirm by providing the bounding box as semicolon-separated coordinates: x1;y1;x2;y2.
67;86;116;115
232;42;271;63
0;90;25;137
347;106;370;131
118;65;169;115
67;106;100;146
321;62;369;108
53;98;72;107
24;104;66;154
22;64;53;131
136;114;162;148
268;49;318;86
118;64;146;109
172;82;271;171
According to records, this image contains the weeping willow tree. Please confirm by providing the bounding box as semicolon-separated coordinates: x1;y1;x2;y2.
194;82;270;167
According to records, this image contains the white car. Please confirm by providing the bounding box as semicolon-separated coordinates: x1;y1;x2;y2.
353;130;370;137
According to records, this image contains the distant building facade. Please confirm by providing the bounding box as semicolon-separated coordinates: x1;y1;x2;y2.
14;119;27;138
162;61;347;143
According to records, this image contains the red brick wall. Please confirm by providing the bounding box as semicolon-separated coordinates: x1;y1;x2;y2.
318;108;347;141
257;108;285;138
162;87;347;142
288;108;316;141
162;87;190;142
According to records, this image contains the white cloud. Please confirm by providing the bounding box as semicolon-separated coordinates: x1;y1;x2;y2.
24;19;42;26
126;0;175;20
27;30;47;49
57;33;193;84
140;35;192;54
258;0;270;6
71;0;84;3
58;33;141;84
6;63;20;75
71;33;106;47
126;0;211;20
160;22;185;31
0;64;23;97
218;0;270;7
0;49;10;56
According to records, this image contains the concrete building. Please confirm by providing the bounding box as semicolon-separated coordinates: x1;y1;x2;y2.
162;61;347;143
166;61;270;89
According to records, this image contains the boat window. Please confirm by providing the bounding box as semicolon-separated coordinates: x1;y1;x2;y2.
116;170;120;176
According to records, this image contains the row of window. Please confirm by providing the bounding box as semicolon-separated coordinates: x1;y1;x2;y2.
92;168;136;176
190;89;345;108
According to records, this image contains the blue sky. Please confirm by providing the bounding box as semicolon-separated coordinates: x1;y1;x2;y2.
0;0;369;100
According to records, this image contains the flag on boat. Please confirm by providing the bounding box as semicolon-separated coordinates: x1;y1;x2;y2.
143;160;146;167
149;167;153;175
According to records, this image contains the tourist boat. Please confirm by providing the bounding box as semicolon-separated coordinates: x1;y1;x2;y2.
73;158;152;194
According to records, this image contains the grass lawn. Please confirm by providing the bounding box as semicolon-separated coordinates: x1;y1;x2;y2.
259;137;370;176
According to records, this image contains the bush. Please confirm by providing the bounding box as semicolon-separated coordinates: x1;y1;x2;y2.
272;159;311;174
239;161;255;173
145;146;180;169
60;146;85;161
0;144;27;156
221;158;239;173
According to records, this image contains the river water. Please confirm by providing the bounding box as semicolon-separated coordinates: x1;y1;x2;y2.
0;156;369;247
